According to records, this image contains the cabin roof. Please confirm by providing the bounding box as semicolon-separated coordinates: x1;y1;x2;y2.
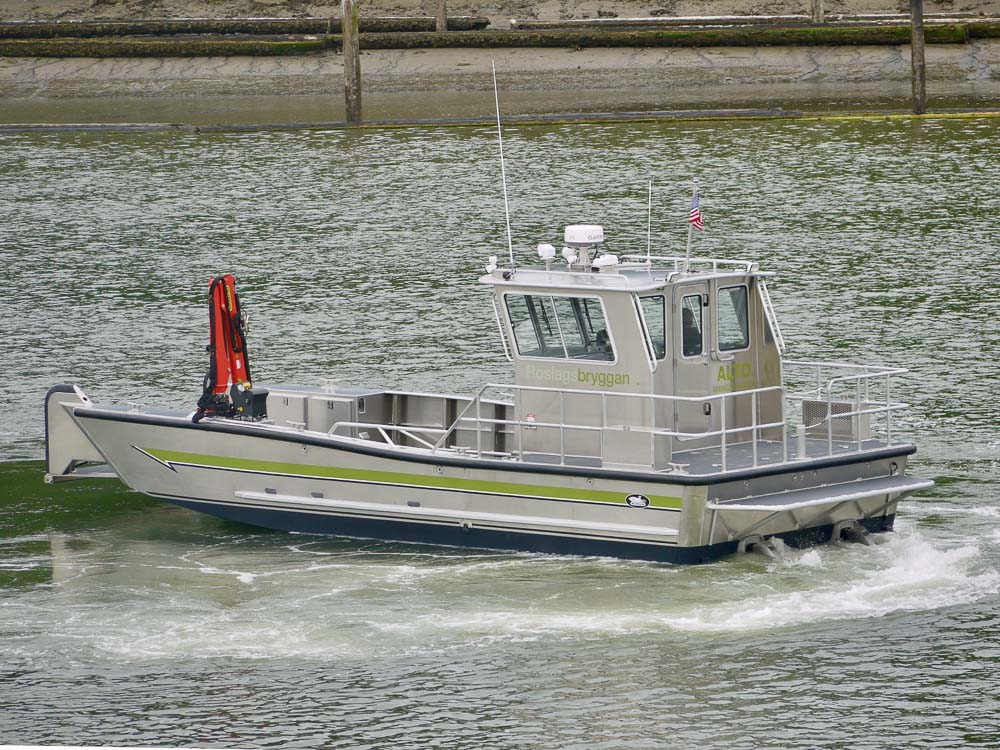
480;257;774;294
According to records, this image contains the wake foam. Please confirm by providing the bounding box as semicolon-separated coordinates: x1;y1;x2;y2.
373;529;999;638
6;528;995;662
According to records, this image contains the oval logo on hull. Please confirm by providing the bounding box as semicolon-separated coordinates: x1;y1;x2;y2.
625;494;650;508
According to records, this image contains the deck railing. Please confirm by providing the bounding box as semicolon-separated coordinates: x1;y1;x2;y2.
621;254;756;274
783;360;908;456
424;381;790;472
327;360;910;475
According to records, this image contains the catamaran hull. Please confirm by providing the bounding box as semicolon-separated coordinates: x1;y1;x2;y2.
162;494;894;563
52;395;922;564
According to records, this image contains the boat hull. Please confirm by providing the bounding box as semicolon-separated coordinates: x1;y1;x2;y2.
59;401;917;564
162;494;894;563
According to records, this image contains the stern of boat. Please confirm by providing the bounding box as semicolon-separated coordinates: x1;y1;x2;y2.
678;450;932;554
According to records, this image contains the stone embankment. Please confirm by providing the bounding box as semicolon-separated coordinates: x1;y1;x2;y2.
0;3;998;101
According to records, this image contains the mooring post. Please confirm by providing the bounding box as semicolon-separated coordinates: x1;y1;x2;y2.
810;0;824;24
342;0;362;123
436;0;448;32
910;0;927;114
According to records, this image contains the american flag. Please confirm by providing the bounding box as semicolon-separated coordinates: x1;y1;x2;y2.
689;191;704;231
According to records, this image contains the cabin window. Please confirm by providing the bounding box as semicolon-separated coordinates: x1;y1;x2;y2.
681;295;703;357
718;285;750;351
505;294;614;362
640;296;666;360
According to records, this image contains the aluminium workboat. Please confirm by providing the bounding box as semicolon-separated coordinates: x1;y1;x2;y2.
45;225;932;563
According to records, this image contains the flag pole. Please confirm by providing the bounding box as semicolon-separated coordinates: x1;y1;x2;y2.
684;177;698;273
646;179;652;265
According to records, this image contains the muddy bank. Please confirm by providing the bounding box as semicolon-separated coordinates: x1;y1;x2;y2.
2;40;998;99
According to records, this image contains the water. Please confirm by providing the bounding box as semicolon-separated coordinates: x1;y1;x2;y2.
2;81;1000;125
1;116;999;748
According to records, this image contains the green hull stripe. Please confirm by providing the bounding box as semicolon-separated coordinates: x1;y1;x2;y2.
145;448;684;510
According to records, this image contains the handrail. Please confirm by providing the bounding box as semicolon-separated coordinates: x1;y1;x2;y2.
330;421;445;451
491;294;513;362
757;278;785;355
430;382;786;471
782;360;909;454
432;383;493;451
621;254;756;273
324;360;910;475
459;381;783;405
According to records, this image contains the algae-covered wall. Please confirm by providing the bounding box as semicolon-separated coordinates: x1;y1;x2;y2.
2;0;999;25
2;24;995;57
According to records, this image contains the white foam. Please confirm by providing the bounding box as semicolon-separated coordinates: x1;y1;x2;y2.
371;530;999;638
914;503;1000;519
10;527;995;662
0;534;51;545
663;538;995;633
788;548;825;569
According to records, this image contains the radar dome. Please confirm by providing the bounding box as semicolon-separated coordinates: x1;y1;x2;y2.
564;225;605;247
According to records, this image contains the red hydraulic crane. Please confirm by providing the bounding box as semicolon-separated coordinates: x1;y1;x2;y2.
193;275;268;423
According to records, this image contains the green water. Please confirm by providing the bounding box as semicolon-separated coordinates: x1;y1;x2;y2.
1;116;998;748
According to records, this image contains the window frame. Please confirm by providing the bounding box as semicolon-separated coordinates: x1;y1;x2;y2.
716;284;752;353
638;294;666;361
503;292;618;366
679;292;706;360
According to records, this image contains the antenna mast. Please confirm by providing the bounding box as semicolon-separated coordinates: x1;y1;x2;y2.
491;60;516;273
646;179;652;264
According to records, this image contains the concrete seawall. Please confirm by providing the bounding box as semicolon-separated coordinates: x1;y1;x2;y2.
2;40;998;99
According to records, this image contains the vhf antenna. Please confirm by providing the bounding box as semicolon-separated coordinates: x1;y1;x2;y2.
491;60;516;274
646;179;653;265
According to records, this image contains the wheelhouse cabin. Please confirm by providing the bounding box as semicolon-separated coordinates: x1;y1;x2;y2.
482;225;785;472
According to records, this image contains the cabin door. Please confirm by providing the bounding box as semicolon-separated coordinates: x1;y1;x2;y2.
671;283;712;452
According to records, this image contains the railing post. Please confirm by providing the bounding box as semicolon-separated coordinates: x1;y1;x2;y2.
559;390;566;465
886;374;893;445
856;379;863;451
435;0;448;32
827;391;834;456
475;395;482;457
751;391;758;467
649;394;655;470
910;0;927;115
342;0;362;124
781;386;788;463
720;397;728;472
600;393;607;464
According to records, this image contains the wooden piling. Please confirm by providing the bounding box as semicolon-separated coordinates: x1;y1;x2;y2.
436;1;448;32
810;0;825;24
911;0;927;114
342;0;362;123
